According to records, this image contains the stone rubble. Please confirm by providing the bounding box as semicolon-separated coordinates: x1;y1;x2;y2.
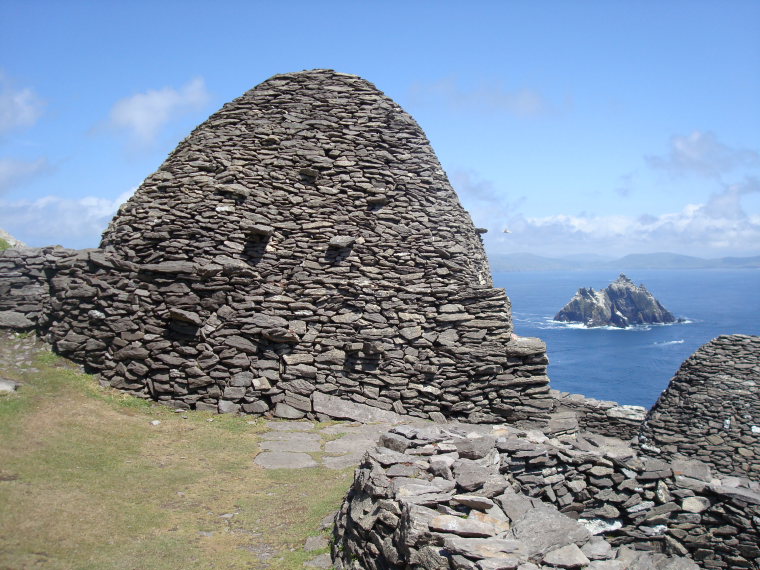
332;424;759;569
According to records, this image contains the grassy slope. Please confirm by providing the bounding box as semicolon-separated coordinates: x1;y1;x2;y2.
0;342;351;569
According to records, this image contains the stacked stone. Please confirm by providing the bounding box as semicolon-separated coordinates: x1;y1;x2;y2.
332;425;760;569
639;334;760;478
550;390;647;441
0;70;552;424
0;247;59;330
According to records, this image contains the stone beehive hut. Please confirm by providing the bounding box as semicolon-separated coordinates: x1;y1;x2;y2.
0;70;551;424
639;334;760;478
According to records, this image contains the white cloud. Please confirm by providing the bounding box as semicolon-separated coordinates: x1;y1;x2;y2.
0;188;135;248
0;157;52;194
483;190;760;258
0;71;45;134
646;131;760;178
453;168;760;258
106;77;210;144
409;77;551;117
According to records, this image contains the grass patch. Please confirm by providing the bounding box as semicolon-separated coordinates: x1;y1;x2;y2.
0;341;351;569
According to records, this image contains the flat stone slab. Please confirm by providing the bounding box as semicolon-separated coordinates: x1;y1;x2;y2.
324;436;377;455
304;535;329;551
303;553;332;568
323;453;366;470
319;423;367;435
254;451;318;469
260;438;321;453
262;431;321;442
0;311;34;329
265;420;315;431
312;392;404;424
0;378;19;393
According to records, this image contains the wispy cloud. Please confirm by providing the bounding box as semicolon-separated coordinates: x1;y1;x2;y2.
0;157;52;194
409;77;552;117
105;77;210;144
454;167;760;258
451;170;525;231
0;71;45;134
0;188;135;248
614;172;636;198
484;180;760;258
646;131;760;178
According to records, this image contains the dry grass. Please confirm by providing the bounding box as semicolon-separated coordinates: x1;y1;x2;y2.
0;344;352;569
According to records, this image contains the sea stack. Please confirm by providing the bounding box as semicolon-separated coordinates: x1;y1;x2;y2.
554;274;677;328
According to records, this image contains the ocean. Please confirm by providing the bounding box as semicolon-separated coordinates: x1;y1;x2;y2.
493;269;760;408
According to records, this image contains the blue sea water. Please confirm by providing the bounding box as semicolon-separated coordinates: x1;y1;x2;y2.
493;269;760;408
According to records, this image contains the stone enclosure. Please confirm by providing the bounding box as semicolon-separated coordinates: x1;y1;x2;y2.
0;69;552;425
0;69;758;569
333;424;760;569
640;334;760;479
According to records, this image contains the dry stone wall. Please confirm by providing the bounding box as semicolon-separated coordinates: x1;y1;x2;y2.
0;70;553;425
333;424;760;569
549;389;647;441
639;334;760;479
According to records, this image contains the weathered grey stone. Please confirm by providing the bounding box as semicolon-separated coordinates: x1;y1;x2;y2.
681;496;710;513
312;391;403;424
274;402;306;419
542;543;590;568
260;436;320;453
442;537;527;560
0;378;19;393
454;436;497;459
511;505;590;557
254;451;317;469
0;311;34;329
328;236;356;248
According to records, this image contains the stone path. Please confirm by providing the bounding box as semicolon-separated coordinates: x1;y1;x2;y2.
253;419;426;567
253;418;428;470
253;417;499;567
0;330;44;387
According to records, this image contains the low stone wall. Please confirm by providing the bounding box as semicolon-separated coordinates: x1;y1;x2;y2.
0;246;552;425
0;246;63;330
332;425;760;569
639;334;760;478
550;389;647;441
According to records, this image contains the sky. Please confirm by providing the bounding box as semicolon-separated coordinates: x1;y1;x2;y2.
1;0;759;259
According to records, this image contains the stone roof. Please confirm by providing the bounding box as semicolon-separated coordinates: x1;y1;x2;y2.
639;333;760;478
101;69;493;289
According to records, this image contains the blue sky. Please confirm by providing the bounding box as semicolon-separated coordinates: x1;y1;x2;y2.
1;0;759;258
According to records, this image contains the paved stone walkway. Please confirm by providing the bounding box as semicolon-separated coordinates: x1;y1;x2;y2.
0;330;44;383
253;418;428;470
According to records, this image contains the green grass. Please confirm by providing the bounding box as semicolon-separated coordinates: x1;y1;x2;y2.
0;344;349;569
0;236;10;251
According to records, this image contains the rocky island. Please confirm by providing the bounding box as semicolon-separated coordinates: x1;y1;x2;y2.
554;274;678;328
